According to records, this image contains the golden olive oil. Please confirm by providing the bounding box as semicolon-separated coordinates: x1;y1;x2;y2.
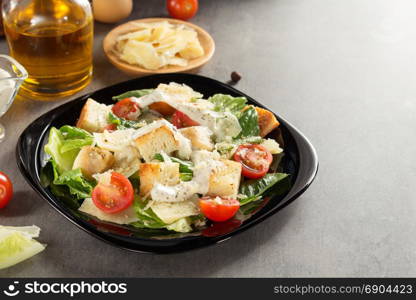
3;0;93;100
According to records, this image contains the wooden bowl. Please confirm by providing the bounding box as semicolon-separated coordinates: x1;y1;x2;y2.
103;18;215;76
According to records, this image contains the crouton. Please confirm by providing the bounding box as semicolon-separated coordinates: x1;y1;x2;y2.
139;162;180;196
72;146;115;180
134;125;180;162
255;107;279;137
179;126;214;151
208;159;242;197
76;98;111;133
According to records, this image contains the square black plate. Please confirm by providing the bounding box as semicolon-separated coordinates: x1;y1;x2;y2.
16;74;318;254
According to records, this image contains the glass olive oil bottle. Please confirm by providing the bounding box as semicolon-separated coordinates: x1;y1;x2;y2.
3;0;93;100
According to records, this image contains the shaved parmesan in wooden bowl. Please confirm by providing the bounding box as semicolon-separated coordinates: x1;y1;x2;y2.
103;18;215;75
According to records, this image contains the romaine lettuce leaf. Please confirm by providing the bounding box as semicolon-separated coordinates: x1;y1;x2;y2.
53;168;95;199
132;197;166;229
131;197;195;233
44;126;93;173
112;89;154;101
239;173;289;205
41;160;94;208
207;94;247;117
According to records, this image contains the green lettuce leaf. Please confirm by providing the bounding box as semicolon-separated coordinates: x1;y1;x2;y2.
44;126;93;173
131;197;166;229
41;160;94;208
239;173;289;205
236;106;260;139
207;94;247;117
131;197;195;233
112;89;154;101
53;168;95;200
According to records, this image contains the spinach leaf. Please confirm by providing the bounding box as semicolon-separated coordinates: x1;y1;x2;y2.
239;173;289;205
112;89;154;101
236;106;260;139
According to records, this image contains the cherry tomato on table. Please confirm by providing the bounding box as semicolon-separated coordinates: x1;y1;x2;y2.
112;97;140;120
167;0;198;20
0;171;13;209
199;196;240;222
92;172;134;214
233;144;273;179
171;110;199;128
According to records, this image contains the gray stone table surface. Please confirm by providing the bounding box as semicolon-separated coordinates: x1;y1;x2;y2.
1;0;415;277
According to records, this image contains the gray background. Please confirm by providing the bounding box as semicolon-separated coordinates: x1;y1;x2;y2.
1;0;415;277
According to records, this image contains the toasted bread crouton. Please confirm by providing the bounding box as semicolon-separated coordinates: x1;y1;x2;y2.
255;107;279;137
76;98;111;133
139;162;180;196
134;125;180;162
149;102;176;115
208;159;242;197
72;146;115;180
179;126;214;151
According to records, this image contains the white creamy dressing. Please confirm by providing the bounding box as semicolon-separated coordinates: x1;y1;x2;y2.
94;119;192;158
134;89;242;141
150;150;222;202
0;69;15;115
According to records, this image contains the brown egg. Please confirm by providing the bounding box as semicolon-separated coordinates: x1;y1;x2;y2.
93;0;133;24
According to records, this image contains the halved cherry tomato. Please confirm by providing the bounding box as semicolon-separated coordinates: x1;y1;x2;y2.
112;97;140;120
92;172;134;214
171;110;199;128
167;0;198;20
233;144;273;179
0;171;13;209
199;196;240;222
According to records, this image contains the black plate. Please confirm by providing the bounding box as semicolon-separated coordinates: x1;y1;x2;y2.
16;74;318;254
